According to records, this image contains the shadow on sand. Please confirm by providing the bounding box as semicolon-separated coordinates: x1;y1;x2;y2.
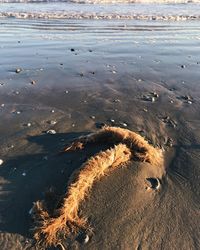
0;131;107;243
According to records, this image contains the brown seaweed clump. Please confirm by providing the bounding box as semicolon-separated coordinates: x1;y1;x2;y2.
32;126;164;248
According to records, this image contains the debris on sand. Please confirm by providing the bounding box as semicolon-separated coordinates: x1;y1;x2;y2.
46;130;57;135
15;68;22;73
0;159;4;165
162;116;177;128
142;92;159;102
31;80;36;85
32;126;164;248
146;177;161;190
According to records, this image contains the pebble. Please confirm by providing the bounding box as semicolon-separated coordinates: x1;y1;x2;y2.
22;172;26;176
16;111;21;114
143;108;148;112
165;137;173;147
43;156;48;160
1;104;5;107
187;100;192;104
15;68;22;73
181;65;186;68
90;115;95;120
15;91;19;95
65;90;69;94
110;119;115;123
51;110;55;113
70;48;75;52
0;159;4;165
151;97;156;102
46;129;56;135
170;100;174;103
112;70;117;74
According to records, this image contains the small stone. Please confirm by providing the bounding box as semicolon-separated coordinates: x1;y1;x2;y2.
1;104;5;107
72;123;75;127
22;172;26;176
110;119;115;123
90;116;95;120
88;49;92;52
187;100;192;104
70;48;75;52
112;70;117;74
16;111;21;114
51;110;55;113
15;68;22;73
26;123;31;127
15;91;19;95
170;100;174;103
151;97;156;102
143;108;148;112
80;72;84;77
0;159;4;165
181;65;186;68
65;90;69;94
46;130;56;135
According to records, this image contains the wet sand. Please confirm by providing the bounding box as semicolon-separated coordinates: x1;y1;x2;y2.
0;19;200;249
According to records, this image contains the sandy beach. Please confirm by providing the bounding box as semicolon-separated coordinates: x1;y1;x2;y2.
0;17;200;249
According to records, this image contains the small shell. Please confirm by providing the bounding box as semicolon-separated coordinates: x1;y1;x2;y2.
0;159;4;165
46;130;56;135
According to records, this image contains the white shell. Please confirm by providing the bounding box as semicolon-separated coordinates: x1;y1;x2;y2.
46;130;56;135
0;159;4;165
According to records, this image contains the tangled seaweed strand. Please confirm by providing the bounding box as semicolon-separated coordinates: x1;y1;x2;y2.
32;126;163;247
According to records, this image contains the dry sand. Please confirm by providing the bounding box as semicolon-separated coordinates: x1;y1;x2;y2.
0;19;200;249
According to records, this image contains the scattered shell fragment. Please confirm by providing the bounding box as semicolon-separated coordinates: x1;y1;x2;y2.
49;120;57;125
146;178;161;190
0;159;4;165
120;122;128;127
15;68;22;73
29;207;33;215
46;130;56;135
31;80;36;85
25;123;31;127
114;99;121;103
